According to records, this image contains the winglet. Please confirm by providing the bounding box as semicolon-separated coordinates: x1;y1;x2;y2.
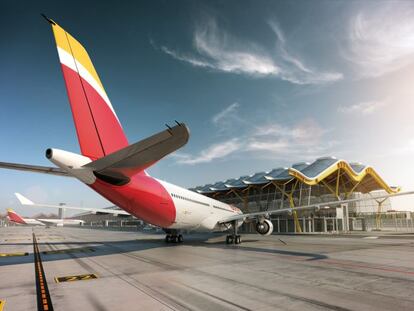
15;193;35;205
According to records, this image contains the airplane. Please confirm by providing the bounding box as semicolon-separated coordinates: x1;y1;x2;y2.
6;208;84;227
14;193;131;217
1;16;414;244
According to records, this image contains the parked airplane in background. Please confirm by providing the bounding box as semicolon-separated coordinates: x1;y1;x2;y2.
1;16;414;244
6;209;84;227
14;193;131;217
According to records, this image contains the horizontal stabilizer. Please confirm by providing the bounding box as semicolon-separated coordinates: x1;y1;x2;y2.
0;162;69;176
84;123;189;183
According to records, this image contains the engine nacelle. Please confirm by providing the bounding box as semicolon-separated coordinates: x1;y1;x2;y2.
46;148;96;184
255;219;274;236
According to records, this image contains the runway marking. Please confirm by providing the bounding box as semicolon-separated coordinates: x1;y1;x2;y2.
0;300;5;311
278;238;287;245
54;273;98;283
180;283;252;311
42;247;95;255
362;236;379;239
0;252;29;257
4;238;31;241
320;259;414;276
33;233;54;311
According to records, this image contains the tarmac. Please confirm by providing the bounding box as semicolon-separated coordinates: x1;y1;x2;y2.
1;227;414;311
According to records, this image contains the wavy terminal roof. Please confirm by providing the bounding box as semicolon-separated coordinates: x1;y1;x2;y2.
190;157;399;195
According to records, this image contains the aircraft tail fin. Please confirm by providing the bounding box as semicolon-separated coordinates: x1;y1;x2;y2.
46;17;128;159
6;208;26;224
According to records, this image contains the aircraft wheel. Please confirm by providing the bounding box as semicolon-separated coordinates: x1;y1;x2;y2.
178;235;183;243
235;235;241;244
226;235;233;244
165;235;171;243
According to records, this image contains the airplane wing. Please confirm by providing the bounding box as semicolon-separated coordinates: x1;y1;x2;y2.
0;161;69;176
83;123;189;182
218;190;414;224
15;193;130;216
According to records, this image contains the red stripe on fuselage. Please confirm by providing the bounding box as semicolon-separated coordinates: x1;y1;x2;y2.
90;174;176;228
60;64;129;158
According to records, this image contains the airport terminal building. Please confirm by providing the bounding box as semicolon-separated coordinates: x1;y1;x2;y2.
57;156;410;233
190;156;402;233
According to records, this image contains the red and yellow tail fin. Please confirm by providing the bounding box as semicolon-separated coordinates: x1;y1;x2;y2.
47;18;128;159
6;208;26;224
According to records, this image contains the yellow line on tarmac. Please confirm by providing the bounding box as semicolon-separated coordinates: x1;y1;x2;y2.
0;252;29;257
0;300;5;311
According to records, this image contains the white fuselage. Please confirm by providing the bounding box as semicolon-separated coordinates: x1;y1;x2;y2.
48;149;243;231
18;218;84;227
37;219;84;226
20;218;45;226
158;179;243;231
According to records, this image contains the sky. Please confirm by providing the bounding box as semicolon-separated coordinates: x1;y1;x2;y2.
1;0;414;216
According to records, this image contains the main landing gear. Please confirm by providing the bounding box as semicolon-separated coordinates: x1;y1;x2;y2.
164;230;183;243
226;220;242;245
226;234;241;244
165;234;183;243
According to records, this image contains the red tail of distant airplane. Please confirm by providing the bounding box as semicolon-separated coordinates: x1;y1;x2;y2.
7;208;27;224
6;208;83;227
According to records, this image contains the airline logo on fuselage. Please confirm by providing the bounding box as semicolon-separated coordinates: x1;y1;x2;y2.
230;205;241;213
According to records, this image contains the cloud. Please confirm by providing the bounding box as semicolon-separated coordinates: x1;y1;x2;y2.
174;138;242;165
267;22;343;85
253;120;325;141
346;3;414;78
212;102;240;124
160;46;212;69
247;120;332;158
339;100;386;115
161;18;342;85
175;119;335;165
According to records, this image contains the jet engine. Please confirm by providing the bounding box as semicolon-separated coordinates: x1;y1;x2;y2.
255;219;274;236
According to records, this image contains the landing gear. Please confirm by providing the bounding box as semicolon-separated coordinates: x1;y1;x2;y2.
226;220;242;244
164;232;183;243
226;234;241;244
